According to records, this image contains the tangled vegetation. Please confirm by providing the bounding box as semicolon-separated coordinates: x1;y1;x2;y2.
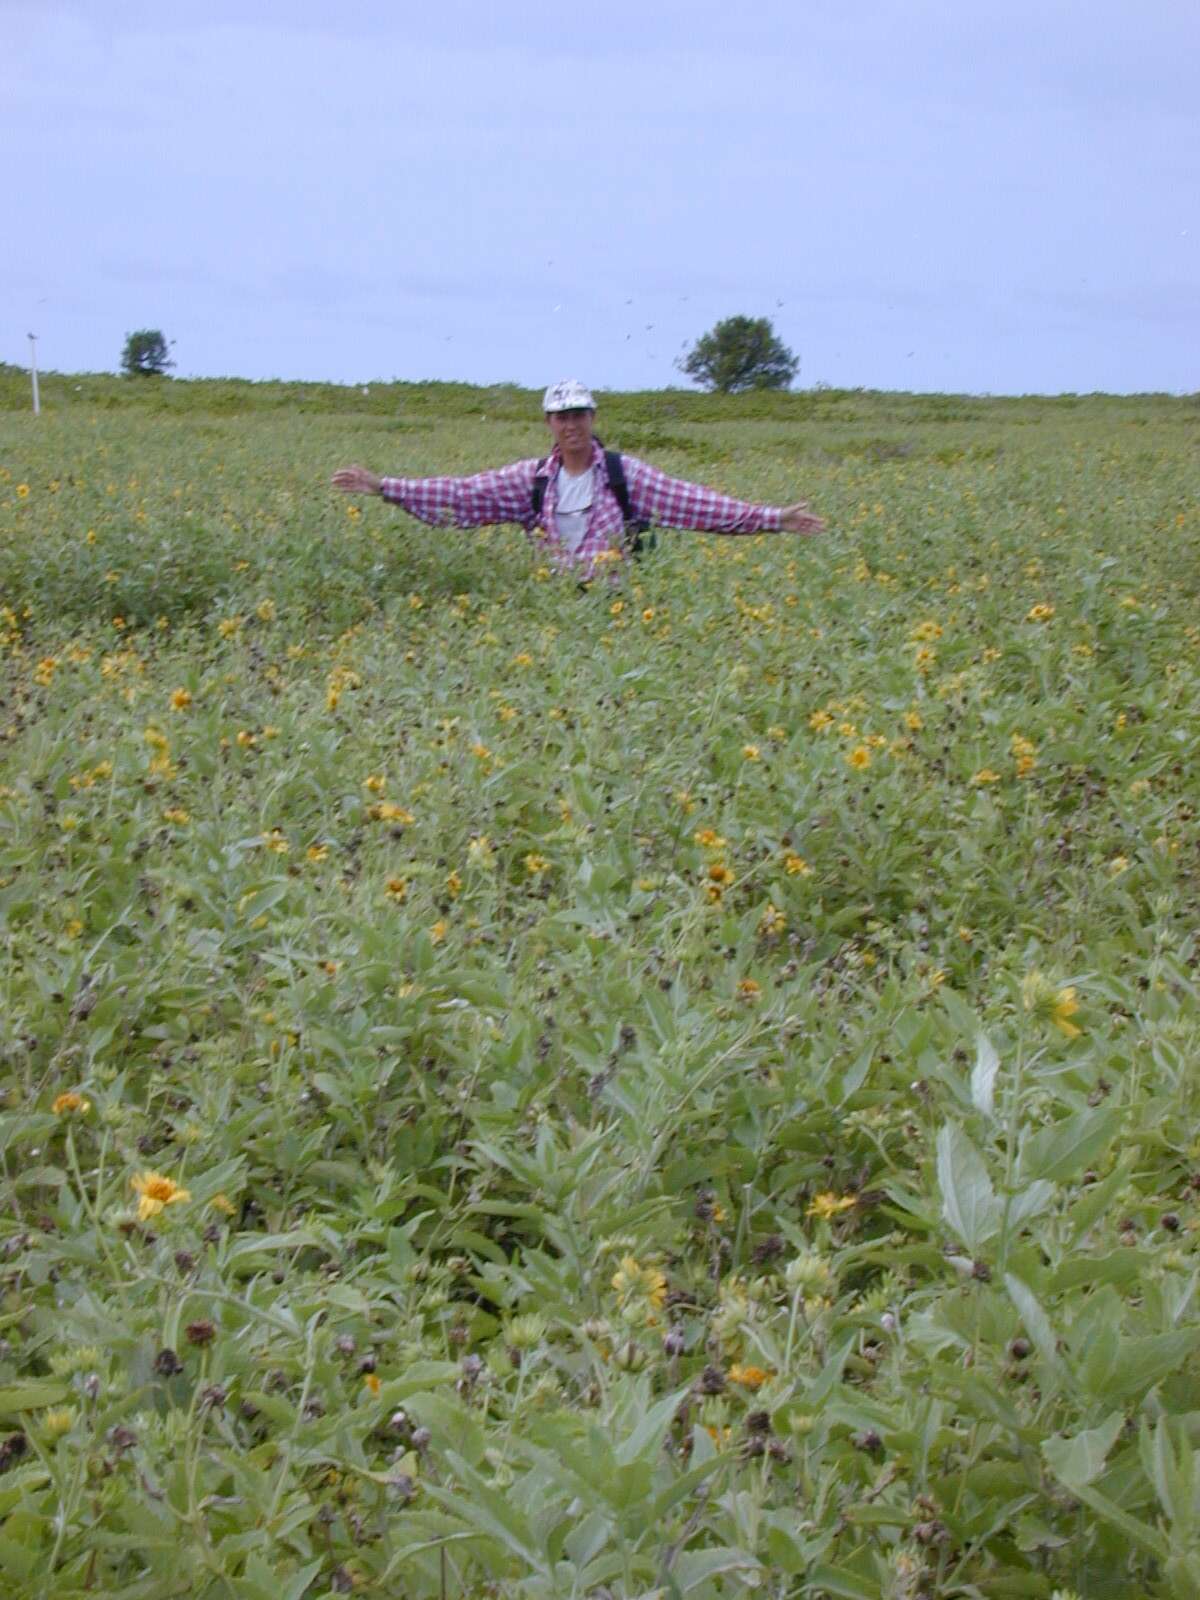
0;373;1198;1597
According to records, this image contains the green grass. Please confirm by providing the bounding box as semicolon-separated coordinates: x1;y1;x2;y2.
0;374;1198;1598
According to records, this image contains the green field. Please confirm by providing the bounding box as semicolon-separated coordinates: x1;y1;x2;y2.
1;371;1199;1598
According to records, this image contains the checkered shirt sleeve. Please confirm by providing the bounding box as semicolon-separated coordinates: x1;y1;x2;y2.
621;455;781;534
379;459;540;529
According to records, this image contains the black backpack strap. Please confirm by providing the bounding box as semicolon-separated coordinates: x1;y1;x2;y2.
531;457;549;519
604;449;656;557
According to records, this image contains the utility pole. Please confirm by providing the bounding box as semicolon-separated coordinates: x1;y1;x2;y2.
28;333;40;416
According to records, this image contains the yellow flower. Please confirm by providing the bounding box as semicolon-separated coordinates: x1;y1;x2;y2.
445;869;462;897
611;1256;667;1313
305;842;328;862
170;688;192;710
708;863;734;887
261;828;289;854
642;608;655;623
846;745;872;771
909;619;943;642
1022;970;1083;1038
429;919;447;945
209;1193;237;1216
904;711;924;731
784;853;812;876
367;802;414;824
386;877;408;901
759;904;786;937
694;828;727;851
217;615;243;639
806;1191;857;1221
737;977;762;1000
1026;603;1056;623
512;651;533;667
1051;987;1082;1038
236;729;257;749
971;768;1002;785
363;1373;381;1396
53;1092;91;1116
256;598;276;622
742;744;761;761
130;1171;191;1223
836;722;857;739
364;774;386;793
914;646;937;671
16;483;30;499
467;835;495;868
808;709;834;731
523;853;550;875
727;1364;770;1390
1108;855;1129;876
610;600;625;616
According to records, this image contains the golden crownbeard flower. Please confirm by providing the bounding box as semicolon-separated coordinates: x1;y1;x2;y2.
784;853;812;876
611;1256;667;1316
53;1092;90;1116
846;745;872;771
742;744;761;760
523;853;549;875
367;802;414;824
130;1171;191;1222
904;710;924;731
1022;970;1083;1038
170;688;192;710
806;1191;857;1221
971;768;1002;785
708;863;734;887
809;709;834;731
467;835;495;868
1026;603;1056;622
909;619;943;642
727;1364;770;1390
385;877;408;900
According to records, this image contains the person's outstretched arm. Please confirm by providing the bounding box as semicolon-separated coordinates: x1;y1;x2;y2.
620;456;826;536
331;460;540;529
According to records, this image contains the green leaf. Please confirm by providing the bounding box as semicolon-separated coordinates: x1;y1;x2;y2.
937;1122;1000;1252
1041;1411;1124;1488
1018;1107;1124;1185
0;1381;69;1415
970;1032;999;1118
672;1545;762;1592
1004;1273;1063;1377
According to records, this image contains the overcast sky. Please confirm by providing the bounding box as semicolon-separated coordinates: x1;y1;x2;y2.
5;0;1197;395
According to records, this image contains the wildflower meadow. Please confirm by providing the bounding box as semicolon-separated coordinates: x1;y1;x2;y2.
1;369;1198;1598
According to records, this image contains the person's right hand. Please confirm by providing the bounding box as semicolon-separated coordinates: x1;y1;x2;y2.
331;464;382;496
779;501;826;535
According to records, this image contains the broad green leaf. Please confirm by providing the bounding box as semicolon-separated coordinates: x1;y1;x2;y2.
970;1032;999;1118
0;1381;68;1414
1041;1411;1123;1488
1018;1107;1123;1185
1004;1273;1062;1377
937;1122;1000;1252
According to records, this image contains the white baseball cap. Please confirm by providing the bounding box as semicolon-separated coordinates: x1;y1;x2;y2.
542;378;596;412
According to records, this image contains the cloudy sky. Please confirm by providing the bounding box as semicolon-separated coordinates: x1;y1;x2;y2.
5;0;1197;394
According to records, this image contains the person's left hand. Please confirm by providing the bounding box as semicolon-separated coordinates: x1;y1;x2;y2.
779;501;826;535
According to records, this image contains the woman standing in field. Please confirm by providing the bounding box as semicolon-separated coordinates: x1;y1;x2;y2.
331;379;826;576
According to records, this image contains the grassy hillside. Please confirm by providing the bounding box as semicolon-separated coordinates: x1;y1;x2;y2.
0;376;1198;1597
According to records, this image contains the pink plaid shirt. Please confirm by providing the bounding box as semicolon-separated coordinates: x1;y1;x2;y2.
379;441;782;573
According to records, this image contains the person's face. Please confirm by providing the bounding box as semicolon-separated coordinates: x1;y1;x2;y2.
546;407;595;453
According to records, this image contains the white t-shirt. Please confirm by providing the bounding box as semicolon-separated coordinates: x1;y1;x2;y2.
554;466;594;553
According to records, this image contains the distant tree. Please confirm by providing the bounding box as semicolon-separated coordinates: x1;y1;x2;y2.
121;329;174;378
677;315;798;394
